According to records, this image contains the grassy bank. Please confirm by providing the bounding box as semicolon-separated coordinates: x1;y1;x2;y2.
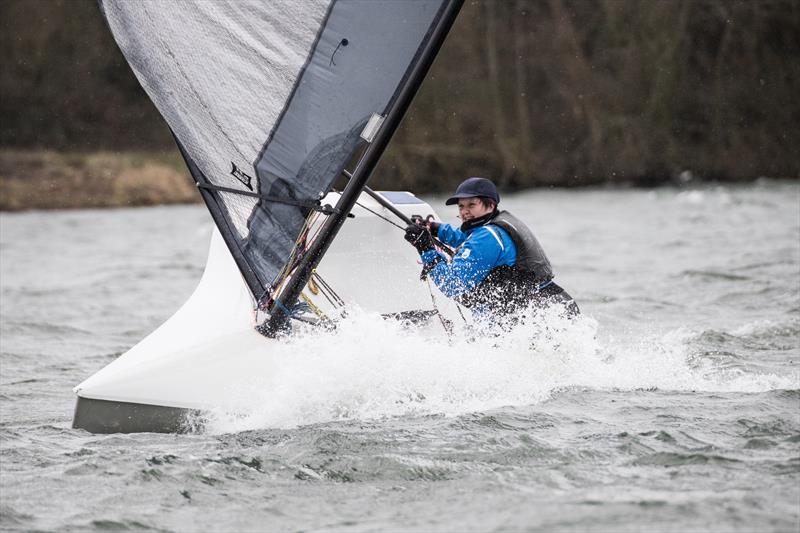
0;149;199;211
1;148;796;212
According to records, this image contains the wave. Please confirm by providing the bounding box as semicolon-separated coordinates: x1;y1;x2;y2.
678;270;751;281
202;307;798;433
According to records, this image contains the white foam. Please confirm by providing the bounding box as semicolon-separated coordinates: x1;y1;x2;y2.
730;317;798;337
203;308;798;434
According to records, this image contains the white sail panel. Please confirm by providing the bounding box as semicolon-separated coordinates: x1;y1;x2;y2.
101;0;332;238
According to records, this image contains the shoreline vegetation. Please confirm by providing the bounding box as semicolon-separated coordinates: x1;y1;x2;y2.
0;149;794;212
1;0;798;210
0;149;197;211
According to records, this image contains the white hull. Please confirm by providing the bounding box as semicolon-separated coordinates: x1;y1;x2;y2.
73;192;455;432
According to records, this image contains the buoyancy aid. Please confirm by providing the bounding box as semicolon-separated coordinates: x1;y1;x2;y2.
490;211;552;282
456;210;554;313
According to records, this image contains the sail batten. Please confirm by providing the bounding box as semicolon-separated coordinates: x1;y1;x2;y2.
100;0;461;305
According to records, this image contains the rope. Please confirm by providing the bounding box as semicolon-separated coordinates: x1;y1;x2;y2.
299;292;327;318
197;182;324;211
260;210;320;310
311;271;345;308
353;198;466;331
354;199;456;258
424;277;454;338
354;200;406;230
261;193;465;334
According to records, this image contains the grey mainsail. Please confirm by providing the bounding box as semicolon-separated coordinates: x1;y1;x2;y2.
100;0;461;317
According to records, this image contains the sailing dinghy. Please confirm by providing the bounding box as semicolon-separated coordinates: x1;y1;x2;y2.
73;0;464;433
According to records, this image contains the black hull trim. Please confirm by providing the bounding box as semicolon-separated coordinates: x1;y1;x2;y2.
72;397;204;434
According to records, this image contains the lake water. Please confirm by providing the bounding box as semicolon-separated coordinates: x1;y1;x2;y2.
1;182;798;532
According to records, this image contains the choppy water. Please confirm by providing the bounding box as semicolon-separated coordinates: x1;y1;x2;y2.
1;182;798;532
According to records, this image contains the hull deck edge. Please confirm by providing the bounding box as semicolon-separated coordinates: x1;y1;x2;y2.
72;397;203;434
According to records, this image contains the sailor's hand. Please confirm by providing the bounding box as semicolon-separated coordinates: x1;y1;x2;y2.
404;224;434;254
410;215;440;238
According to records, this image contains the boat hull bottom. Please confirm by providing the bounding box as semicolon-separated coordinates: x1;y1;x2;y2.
72;397;203;434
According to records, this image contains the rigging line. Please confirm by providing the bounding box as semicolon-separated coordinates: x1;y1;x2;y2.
309;277;340;310
265;210;321;309
354;198;458;269
274;215;313;286
360;187;455;257
425;277;454;338
308;272;335;307
454;299;469;325
312;271;345;307
341;175;455;256
309;282;335;308
268;208;347;313
338;171;405;230
306;211;327;245
354;200;406;230
319;275;344;308
281;207;322;279
299;292;327;318
196;183;333;212
446;285;470;326
313;281;339;309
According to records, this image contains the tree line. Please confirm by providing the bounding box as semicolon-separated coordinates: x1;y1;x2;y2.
1;0;797;192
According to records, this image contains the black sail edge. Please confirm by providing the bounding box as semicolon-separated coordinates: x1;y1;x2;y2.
173;135;266;298
263;0;465;336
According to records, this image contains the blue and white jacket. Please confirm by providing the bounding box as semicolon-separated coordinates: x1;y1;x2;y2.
421;222;517;299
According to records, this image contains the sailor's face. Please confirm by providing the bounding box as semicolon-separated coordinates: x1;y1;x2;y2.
458;197;493;221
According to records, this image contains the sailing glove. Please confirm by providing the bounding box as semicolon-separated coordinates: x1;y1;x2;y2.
410;215;440;237
404;224;435;254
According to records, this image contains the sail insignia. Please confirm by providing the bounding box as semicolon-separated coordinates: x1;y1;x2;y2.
229;163;254;191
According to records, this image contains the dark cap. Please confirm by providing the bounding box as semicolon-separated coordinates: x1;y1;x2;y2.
445;177;500;205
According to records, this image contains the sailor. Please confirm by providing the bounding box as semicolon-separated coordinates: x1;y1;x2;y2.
404;177;579;319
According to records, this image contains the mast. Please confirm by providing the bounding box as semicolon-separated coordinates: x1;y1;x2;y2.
263;0;464;336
